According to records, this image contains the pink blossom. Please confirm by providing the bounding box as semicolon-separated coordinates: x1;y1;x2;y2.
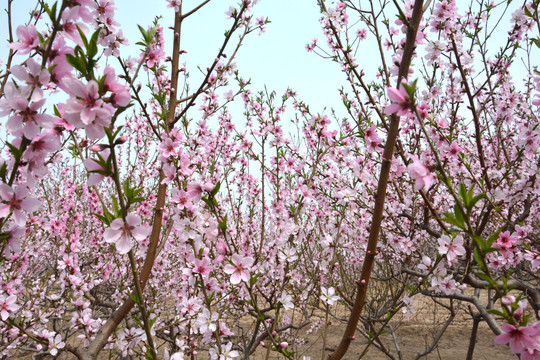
92;0;119;30
223;254;254;284
11;58;50;91
446;141;461;158
102;66;131;107
28;127;61;152
186;182;204;202
192;257;213;278
356;28;367;40
62;77;114;139
3;225;24;256
401;296;416;321
384;83;412;116
158;137;179;159
365;125;382;152
438;234;466;263
8;25;40;54
48;334;65;356
494;323;539;355
522;349;540;360
195;308;218;334
83;149;111;186
0;184;41;226
220;342;239;359
223;90;234;101
0;294;19;321
225;6;236;18
305;38;318;52
1;83;53;139
320;286;340;305
495;231;517;249
277;293;294;311
47;37;74;84
59;7;91;46
167;0;182;12
407;155;432;191
0;83;30;117
215;239;228;263
171;188;191;210
103;214;150;254
431;275;463;295
502;295;516;306
533;94;540;106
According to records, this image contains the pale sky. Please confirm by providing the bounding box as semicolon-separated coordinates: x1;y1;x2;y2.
2;1;534;124
0;1;346;116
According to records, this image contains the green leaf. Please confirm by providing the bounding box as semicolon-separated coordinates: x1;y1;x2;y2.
93;213;109;225
137;24;147;40
6;142;23;161
201;196;213;209
76;26;89;49
473;247;486;271
128;292;142;306
443;212;465;230
123;180;145;207
211;181;221;196
137;24;158;46
401;79;417;102
458;183;467;204
469;193;487;210
65;53;87;75
281;348;295;357
249;273;260;288
453;204;466;229
218;215;228;233
475;271;494;286
112;197;119;216
88;29;101;59
0;161;7;181
113;103;134;119
472;234;490;253
487;228;503;248
123;179;131;198
487;309;505;317
42;2;58;21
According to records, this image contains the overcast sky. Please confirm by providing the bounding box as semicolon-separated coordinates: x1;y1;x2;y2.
1;1;347;117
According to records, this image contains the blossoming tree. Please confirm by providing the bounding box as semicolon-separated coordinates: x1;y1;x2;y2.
0;0;539;359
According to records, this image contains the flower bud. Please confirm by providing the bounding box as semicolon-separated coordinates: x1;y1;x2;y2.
502;295;515;306
114;135;128;145
89;144;108;152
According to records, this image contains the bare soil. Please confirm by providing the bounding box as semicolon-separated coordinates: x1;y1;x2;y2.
14;294;517;360
256;292;517;359
288;319;516;360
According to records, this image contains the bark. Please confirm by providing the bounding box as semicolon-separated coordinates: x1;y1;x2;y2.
328;1;426;358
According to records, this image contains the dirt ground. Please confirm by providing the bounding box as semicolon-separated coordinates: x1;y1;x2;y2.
13;294;518;360
255;293;518;359
285;319;516;360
